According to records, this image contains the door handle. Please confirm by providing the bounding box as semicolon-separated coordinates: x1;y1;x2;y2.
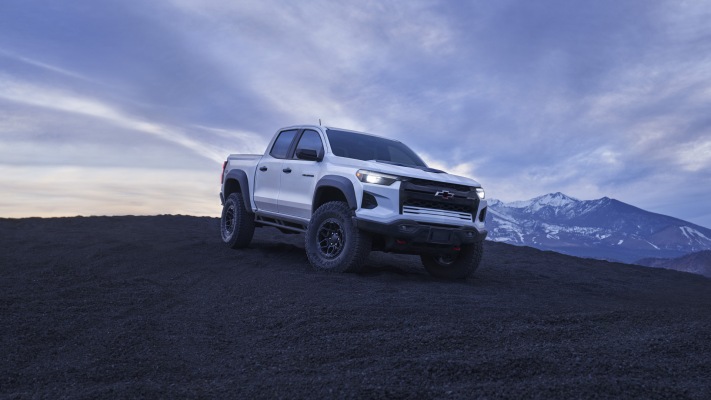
282;167;292;174
259;166;268;172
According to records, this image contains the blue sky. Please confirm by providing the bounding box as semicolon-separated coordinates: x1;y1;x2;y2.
1;0;710;227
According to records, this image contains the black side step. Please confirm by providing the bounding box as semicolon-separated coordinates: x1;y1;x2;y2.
254;214;307;233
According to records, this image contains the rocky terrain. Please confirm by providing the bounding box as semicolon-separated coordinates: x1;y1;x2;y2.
2;216;711;399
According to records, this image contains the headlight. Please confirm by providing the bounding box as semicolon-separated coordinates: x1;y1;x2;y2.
355;170;399;186
475;187;485;199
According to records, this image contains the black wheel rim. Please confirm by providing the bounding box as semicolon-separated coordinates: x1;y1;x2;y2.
317;218;344;259
222;203;236;240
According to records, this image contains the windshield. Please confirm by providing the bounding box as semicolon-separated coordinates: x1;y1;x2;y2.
326;129;427;168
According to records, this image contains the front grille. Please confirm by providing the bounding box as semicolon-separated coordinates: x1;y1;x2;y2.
399;180;479;222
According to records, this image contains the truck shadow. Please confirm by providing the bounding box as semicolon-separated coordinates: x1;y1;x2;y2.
247;235;473;283
359;252;432;280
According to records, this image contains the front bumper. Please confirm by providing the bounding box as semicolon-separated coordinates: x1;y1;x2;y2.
355;217;487;254
355;177;487;232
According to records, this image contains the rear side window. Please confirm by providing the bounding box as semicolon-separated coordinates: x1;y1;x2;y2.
270;129;298;159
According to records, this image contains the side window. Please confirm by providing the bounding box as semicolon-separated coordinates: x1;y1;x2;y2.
270;129;298;159
294;130;324;158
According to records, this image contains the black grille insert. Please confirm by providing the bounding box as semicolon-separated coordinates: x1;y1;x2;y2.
399;180;479;217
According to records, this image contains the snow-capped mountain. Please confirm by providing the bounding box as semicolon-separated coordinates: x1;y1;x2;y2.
487;192;711;263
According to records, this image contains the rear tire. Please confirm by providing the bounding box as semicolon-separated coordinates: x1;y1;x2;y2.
305;201;371;273
221;192;255;249
421;239;483;279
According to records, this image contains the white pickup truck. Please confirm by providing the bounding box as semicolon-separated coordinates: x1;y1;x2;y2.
220;125;488;279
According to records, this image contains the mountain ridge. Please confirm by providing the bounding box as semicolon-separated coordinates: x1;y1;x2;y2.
486;192;711;265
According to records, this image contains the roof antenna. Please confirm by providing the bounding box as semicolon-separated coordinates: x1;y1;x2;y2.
319;118;322;126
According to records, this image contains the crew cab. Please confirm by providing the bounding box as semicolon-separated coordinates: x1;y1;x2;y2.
220;125;487;279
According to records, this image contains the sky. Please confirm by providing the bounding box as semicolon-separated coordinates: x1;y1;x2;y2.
1;0;710;227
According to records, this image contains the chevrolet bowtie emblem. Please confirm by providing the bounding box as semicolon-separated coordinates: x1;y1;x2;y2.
434;190;454;200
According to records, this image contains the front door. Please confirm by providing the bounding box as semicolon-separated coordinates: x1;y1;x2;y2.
278;129;324;219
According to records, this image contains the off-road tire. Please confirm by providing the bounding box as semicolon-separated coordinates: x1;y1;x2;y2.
221;192;255;249
420;239;483;279
305;201;371;273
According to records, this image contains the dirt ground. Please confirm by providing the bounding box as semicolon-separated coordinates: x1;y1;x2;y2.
1;216;710;399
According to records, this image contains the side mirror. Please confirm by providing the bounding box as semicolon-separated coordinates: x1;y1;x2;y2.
296;148;322;162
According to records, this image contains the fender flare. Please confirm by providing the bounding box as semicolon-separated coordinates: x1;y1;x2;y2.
222;169;252;210
314;175;358;211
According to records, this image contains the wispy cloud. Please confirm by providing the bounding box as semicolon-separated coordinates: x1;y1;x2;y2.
0;48;101;84
0;74;263;163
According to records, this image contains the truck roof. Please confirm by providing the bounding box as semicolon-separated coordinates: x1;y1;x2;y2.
278;125;402;143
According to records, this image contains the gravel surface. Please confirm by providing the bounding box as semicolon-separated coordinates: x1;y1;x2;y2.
1;216;710;399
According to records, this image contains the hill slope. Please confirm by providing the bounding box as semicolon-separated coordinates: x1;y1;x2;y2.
1;216;710;399
637;250;711;277
487;192;711;263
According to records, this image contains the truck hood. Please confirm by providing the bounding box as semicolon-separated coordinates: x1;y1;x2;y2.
330;157;483;188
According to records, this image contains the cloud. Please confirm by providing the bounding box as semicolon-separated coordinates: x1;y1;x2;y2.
675;139;711;172
0;48;102;84
160;0;460;131
0;74;265;163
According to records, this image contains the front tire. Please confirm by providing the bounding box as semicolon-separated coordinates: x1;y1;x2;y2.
420;239;483;279
305;201;371;273
221;192;255;249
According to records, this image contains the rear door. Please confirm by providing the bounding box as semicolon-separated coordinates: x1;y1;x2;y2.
253;129;298;213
